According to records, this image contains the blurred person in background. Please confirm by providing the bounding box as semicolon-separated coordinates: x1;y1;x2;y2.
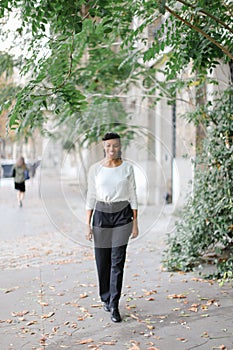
12;156;29;207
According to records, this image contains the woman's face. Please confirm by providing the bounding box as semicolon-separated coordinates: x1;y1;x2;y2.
103;139;121;159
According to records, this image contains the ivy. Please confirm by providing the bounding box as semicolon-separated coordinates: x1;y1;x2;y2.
163;89;233;279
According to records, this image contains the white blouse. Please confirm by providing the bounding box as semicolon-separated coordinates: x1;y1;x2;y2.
86;161;138;210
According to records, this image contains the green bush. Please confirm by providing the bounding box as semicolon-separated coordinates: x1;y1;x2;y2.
163;89;233;279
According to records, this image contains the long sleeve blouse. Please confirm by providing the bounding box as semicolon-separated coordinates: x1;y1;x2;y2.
86;161;138;210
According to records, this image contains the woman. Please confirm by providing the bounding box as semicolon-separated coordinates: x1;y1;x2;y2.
86;132;139;323
12;156;29;207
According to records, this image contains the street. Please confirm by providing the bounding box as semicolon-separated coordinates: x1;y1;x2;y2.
0;170;233;350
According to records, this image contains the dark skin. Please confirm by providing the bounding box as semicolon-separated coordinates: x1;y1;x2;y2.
86;138;139;241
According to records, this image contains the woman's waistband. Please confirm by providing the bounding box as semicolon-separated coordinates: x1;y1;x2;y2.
95;201;130;213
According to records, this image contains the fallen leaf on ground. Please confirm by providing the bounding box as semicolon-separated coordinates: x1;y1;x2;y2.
144;290;157;296
126;304;137;309
77;338;94;344
26;320;38;326
80;293;88;299
179;313;191;317
98;340;117;345
191;303;200;308
12;310;29;317
77;316;86;321
188;306;198;312
129;341;141;350
40;337;47;344
4;287;19;293
201;332;209;338
39;301;49;306
90;304;102;308
206;299;220;307
41;312;55;319
176;338;187;342
201;304;208;310
147;325;155;330
130;314;140;321
168;294;187;299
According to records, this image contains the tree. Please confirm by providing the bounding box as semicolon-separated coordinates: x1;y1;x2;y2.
0;0;232;135
0;0;232;277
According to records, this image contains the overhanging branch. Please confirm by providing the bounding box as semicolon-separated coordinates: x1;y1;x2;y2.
165;5;233;60
176;0;233;34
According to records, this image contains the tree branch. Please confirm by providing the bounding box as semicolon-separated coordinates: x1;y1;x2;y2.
165;5;233;60
176;0;233;34
85;92;193;105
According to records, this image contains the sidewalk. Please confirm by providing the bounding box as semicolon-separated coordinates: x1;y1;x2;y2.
0;171;232;350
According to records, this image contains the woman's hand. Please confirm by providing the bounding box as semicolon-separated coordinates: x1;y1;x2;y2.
86;224;93;241
131;219;139;239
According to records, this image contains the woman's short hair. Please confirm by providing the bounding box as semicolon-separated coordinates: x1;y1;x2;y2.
102;132;121;141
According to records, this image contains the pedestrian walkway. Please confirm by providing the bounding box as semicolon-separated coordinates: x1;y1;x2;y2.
0;170;232;350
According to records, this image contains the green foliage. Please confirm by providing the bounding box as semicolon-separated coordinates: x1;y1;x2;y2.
0;0;232;136
163;89;233;278
0;52;20;116
0;52;15;77
141;0;232;78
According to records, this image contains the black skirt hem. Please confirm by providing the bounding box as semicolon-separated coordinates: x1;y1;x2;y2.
14;182;26;192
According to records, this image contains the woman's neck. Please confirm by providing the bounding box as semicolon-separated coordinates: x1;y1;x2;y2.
102;158;122;167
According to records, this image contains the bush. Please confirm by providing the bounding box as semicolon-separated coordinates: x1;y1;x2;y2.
163;89;233;279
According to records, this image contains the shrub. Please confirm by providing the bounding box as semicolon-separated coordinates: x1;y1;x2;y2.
163;89;233;279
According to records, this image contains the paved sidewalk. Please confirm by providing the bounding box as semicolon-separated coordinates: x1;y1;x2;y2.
0;171;232;350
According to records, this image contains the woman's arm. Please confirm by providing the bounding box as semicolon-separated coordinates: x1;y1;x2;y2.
86;209;93;241
128;165;138;210
85;164;96;241
128;165;139;239
131;209;139;239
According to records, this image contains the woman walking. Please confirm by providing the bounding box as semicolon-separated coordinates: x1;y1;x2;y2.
86;132;139;323
12;156;29;207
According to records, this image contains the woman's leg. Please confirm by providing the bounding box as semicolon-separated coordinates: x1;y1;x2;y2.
18;191;24;206
92;208;113;303
94;247;112;303
19;191;25;202
109;244;127;309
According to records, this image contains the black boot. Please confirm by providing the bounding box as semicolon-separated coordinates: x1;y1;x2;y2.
110;307;122;323
103;302;110;312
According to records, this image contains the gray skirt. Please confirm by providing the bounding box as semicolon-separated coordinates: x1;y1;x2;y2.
92;201;133;248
